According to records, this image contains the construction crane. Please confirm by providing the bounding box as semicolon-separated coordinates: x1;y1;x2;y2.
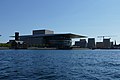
97;35;117;42
97;36;112;39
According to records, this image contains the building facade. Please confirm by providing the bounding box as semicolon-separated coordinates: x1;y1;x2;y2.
96;38;113;49
96;42;103;49
103;39;111;48
87;38;95;49
75;39;87;48
11;29;86;49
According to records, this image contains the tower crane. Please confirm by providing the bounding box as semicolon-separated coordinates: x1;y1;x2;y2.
97;35;117;43
97;36;112;40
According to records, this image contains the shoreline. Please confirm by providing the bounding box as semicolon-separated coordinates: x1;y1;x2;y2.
1;47;120;50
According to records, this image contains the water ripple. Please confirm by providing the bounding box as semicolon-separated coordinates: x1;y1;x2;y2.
0;50;120;80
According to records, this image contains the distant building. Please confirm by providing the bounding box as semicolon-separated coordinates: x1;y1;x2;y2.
75;39;87;48
111;42;114;48
96;39;113;49
75;41;80;47
96;42;103;49
87;38;95;49
103;39;111;48
113;44;120;49
10;29;86;49
9;32;27;49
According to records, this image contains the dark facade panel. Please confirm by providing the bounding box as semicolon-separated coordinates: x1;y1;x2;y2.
87;38;95;49
33;30;54;35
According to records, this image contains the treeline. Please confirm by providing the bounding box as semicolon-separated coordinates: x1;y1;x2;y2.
0;43;11;47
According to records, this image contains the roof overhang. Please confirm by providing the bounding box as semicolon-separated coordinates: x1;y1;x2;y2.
10;33;87;38
51;33;87;38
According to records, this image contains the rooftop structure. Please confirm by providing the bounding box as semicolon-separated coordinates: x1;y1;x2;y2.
15;32;19;41
96;42;103;49
33;29;54;35
96;38;113;49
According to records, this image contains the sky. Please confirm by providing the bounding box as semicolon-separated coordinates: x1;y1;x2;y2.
0;0;120;44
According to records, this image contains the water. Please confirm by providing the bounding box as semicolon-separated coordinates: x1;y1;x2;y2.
0;50;120;80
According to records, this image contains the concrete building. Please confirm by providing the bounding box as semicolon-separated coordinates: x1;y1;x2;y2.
9;32;27;49
96;39;113;49
87;38;95;49
111;42;114;48
96;42;103;49
103;39;111;48
75;39;87;48
10;29;86;49
33;30;54;35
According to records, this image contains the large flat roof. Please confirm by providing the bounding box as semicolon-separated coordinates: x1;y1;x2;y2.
18;33;87;38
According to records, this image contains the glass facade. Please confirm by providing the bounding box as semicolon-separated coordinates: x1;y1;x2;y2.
44;36;72;49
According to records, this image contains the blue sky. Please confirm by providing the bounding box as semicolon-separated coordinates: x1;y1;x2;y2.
0;0;120;43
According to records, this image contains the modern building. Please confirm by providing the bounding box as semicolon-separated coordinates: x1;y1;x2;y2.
87;38;95;49
10;29;86;49
111;42;114;48
9;32;27;49
96;42;103;49
103;38;111;48
96;38;113;49
75;39;87;48
33;29;54;35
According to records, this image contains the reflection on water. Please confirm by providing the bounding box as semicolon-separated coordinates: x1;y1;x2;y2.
0;50;120;80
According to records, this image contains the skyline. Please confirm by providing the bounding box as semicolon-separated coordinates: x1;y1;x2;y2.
0;0;120;43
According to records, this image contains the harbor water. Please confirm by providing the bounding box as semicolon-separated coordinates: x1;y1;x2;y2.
0;50;120;80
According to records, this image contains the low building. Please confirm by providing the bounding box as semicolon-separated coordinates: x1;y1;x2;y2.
9;32;27;49
75;39;87;48
111;42;114;48
96;42;103;49
96;39;113;49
